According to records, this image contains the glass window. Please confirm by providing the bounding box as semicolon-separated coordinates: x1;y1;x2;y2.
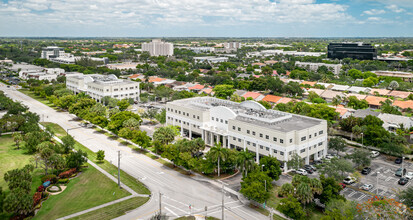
280;151;284;155
247;130;250;134
273;149;277;153
212;117;214;120
232;126;236;130
309;135;312;139
273;137;277;142
290;139;292;143
266;147;269;151
252;131;256;135
238;138;241;142
260;133;263;138
319;130;323;135
266;135;269;139
280;139;284;144
260;145;263;149
301;137;306;141
225;121;228;124
238;127;241;131
300;149;305;153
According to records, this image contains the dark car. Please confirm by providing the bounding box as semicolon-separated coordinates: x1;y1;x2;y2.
304;167;314;174
395;157;403;164
396;168;407;177
361;167;372;175
398;177;409;185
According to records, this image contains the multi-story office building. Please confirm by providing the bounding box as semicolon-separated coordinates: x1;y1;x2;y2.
41;46;66;59
166;97;327;169
66;74;140;103
295;61;342;75
328;43;377;60
142;39;174;56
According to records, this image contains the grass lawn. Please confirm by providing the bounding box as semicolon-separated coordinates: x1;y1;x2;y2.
45;123;150;195
0;134;32;190
41;122;67;137
34;165;130;220
69;196;149;220
18;89;59;110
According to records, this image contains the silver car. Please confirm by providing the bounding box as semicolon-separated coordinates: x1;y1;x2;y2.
296;169;308;176
360;184;373;191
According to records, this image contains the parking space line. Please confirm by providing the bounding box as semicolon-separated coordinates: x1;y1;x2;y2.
357;195;366;201
403;182;411;187
385;177;393;182
348;191;357;197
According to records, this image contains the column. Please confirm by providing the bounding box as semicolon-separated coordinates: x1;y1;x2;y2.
243;138;246;151
180;121;183;136
305;155;310;165
269;145;272;157
210;132;213;146
201;130;204;140
223;136;227;148
284;151;289;171
189;123;192;139
228;135;231;148
255;143;259;163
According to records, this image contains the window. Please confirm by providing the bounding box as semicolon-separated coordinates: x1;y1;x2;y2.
114;89;118;91
238;138;241;142
260;133;263;138
197;116;199;119
252;131;256;135
179;111;181;114
266;135;269;139
315;133;317;137
280;152;284;156
289;151;292;155
193;115;195;118
300;149;306;153
260;145;263;149
216;118;218;122
233;137;236;141
301;137;306;141
319;130;323;135
253;143;256;147
212;117;214;120
318;142;323;146
309;135;312;139
247;141;250;145
280;139;284;144
238;127;241;131
232;126;236;130
266;147;269;151
273;137;277;142
273;149;278;154
187;113;189;116
225;121;228;124
220;119;223;123
247;130;250;134
290;139;293;143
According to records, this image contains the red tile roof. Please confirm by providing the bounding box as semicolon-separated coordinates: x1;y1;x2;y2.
365;96;388;106
393;100;413;109
242;92;263;100
262;95;282;103
188;84;205;90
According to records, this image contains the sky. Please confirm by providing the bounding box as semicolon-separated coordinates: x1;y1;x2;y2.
0;0;412;37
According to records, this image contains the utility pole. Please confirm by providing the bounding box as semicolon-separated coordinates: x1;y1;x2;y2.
222;182;225;220
118;151;121;188
159;192;162;216
269;208;273;220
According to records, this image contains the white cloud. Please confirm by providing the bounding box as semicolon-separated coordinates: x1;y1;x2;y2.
362;9;385;16
367;17;382;21
386;4;405;13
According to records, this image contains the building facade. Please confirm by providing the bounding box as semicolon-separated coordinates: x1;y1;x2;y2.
295;61;342;75
166;97;328;169
328;43;377;60
142;39;174;56
41;46;65;59
66;74;140;103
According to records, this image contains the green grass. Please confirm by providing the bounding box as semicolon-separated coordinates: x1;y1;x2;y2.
0;134;32;190
34;165;130;220
175;216;195;220
41;122;68;137
44;122;150;195
18;89;59;109
68;196;149;220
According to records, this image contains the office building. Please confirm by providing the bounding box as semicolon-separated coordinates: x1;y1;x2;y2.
327;43;377;60
142;39;174;56
66;74;140;103
193;56;229;63
295;61;342;75
41;46;66;59
166;97;328;169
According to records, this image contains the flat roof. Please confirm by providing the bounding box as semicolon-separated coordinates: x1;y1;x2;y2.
169;97;323;132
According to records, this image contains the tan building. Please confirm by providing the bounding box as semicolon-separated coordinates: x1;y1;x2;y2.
166;97;328;169
66;74;140;103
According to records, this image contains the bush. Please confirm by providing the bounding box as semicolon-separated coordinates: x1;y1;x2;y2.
58;168;77;179
35;203;42;210
41;192;49;199
41;174;57;184
37;185;45;192
58;178;69;184
33;192;42;206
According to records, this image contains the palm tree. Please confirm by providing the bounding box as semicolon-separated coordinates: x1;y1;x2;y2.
309;178;323;195
296;183;313;208
236;150;255;177
332;95;342;107
209;142;228;177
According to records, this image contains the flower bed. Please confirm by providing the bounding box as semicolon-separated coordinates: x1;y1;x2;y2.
47;185;62;193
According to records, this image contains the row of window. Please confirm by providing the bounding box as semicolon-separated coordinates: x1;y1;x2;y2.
113;93;138;98
211;117;228;124
113;86;138;92
167;117;201;129
167;108;200;120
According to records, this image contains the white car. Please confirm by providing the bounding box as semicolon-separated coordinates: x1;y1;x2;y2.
360;184;374;191
296;169;308;176
343;176;356;185
405;172;413;180
370;151;380;158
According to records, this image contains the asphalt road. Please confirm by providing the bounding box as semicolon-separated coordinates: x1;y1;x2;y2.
0;84;266;220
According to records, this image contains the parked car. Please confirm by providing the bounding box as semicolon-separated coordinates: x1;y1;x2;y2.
360;184;373;191
361;167;372;175
305;164;317;171
339;183;346;189
304;167;314;174
296;169;308;176
395;168;407;177
398;177;409;185
343;176;356;185
370;151;380;158
395;157;403;164
405;172;413;180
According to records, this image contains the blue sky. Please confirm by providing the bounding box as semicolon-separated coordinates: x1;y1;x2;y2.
0;0;412;37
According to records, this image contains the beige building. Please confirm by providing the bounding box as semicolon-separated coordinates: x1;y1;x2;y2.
295;61;342;75
142;39;173;56
66;74;140;103
166;97;328;169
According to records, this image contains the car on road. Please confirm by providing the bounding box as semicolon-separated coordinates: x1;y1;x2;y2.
395;157;403;164
360;184;373;191
398;177;409;185
370;151;380;158
395;168;407;177
343;176;356;185
361;167;372;175
296;169;308;176
405;172;413;180
304;167;314;174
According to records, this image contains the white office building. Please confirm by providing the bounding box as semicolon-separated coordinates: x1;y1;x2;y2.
295;61;342;75
41;46;66;59
142;39;174;57
193;56;229;63
166;97;328;169
66;74;140;103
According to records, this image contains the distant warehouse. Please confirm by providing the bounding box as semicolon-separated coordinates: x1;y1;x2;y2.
166;97;328;169
328;43;377;60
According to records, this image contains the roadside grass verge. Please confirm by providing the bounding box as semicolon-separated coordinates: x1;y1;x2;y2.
18;89;59;110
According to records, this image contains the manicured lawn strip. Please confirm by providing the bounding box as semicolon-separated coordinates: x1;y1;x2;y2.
68;196;149;220
33;165;130;220
18;89;58;109
40;122;67;137
44;123;150;195
0;134;32;190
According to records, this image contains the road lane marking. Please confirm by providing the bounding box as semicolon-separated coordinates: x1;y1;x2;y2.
164;206;179;217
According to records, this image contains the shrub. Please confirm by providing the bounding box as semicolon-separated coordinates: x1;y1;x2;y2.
33;192;42;206
58;168;77;179
41;191;49;199
35;203;42;210
41;174;57;184
58;178;69;184
37;185;45;192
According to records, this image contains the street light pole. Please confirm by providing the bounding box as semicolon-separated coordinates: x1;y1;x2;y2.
361;133;364;147
221;182;225;220
261;164;265;172
376;171;380;195
159;192;162;216
118;151;121;188
401;156;405;177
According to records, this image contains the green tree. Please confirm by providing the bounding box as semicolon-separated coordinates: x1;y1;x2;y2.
4;164;34;193
3;188;33;216
316;175;345;204
319;158;354;181
236;150;255;177
153;126;177;145
279;183;294;197
296;182;313;207
12;132;23;149
398;186;413;208
117;99;130;111
37;142;55;175
208;143;228;177
348;149;371;168
97;150;105;162
287;152;303;171
388;81;399;90
66;150;88;169
380;99;402;115
260;156;282;181
277;195;305;220
108;111;142;134
328;137;347;155
322;199;358;220
240;170;272;203
122;118;140;130
213;84;235;99
155;109;166;124
61;135;75;154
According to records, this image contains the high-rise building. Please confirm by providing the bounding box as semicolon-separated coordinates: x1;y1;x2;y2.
142;39;174;56
41;46;65;59
328;43;377;60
